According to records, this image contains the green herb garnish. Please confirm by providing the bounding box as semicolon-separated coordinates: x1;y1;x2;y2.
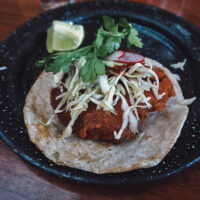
36;16;143;82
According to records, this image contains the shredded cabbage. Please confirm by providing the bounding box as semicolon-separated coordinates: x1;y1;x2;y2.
179;97;196;105
52;57;165;139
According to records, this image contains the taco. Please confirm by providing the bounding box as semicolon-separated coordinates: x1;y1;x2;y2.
23;16;189;174
24;56;188;174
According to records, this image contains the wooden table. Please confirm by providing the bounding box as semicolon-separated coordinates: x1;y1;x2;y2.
0;0;199;199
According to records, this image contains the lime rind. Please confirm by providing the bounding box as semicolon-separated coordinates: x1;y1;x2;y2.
46;20;84;53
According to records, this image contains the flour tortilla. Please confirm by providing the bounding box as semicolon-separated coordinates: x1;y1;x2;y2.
23;58;188;174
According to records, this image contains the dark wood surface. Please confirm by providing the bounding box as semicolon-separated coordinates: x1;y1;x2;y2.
0;0;199;199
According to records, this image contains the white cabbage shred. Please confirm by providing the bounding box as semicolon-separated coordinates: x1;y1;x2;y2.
170;59;187;71
179;97;196;105
53;57;164;140
0;66;7;71
173;73;181;81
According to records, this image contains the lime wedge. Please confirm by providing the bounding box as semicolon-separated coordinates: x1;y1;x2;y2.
46;20;84;53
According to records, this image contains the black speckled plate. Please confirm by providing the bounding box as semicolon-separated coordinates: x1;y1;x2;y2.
0;1;200;185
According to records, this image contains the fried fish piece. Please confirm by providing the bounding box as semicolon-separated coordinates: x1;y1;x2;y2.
50;68;175;143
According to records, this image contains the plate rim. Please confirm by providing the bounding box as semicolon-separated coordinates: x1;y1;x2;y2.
0;0;200;185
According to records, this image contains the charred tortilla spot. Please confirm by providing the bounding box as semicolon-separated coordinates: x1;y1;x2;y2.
36;123;50;138
52;152;59;161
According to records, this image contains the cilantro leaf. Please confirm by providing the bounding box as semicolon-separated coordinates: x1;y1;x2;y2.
127;28;143;48
80;53;105;82
94;27;104;49
36;46;92;73
97;28;124;37
45;54;71;73
36;16;143;82
103;15;115;31
119;17;143;48
96;36;122;57
119;17;130;32
103;37;122;53
93;17;125;58
35;55;54;67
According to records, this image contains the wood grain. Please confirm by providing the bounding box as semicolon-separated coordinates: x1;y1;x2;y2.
0;0;200;200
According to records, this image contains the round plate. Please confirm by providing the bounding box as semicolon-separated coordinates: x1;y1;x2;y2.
0;1;200;185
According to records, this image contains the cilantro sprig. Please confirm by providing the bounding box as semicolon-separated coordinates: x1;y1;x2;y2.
36;46;92;73
36;16;143;82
